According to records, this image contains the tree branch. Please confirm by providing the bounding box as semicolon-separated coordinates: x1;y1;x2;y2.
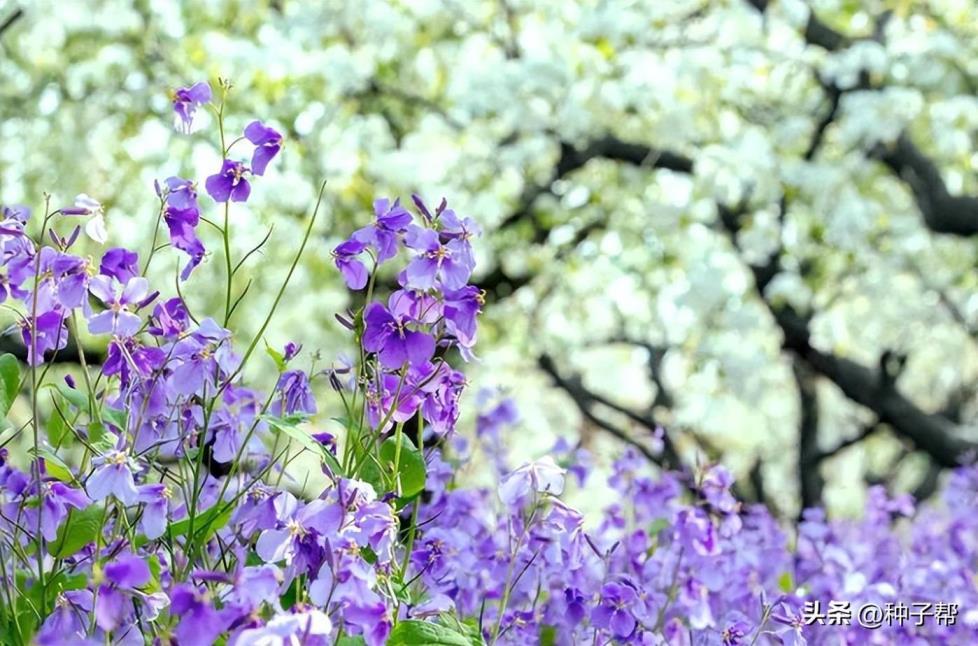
537;353;683;471
794;360;824;510
747;1;978;236
0;7;23;40
501;131;976;471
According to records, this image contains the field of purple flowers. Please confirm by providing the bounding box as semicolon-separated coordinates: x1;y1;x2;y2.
0;81;975;645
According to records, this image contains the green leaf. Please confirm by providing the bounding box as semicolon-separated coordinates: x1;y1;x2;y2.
264;340;286;372
380;434;426;498
34;448;74;483
648;517;670;538
388;620;473;646
167;504;232;543
778;571;794;594
144;554;162;593
443;617;485;646
263;414;343;476
359;434;427;499
0;353;19;419
539;625;557;646
335;637;367;646
87;422;116;455
47;394;71;447
102;407;127;432
49;504;103;558
54;383;89;411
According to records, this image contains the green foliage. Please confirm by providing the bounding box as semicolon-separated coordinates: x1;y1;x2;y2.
33;448;74;484
360;433;426;500
167;504;232;543
0;353;19;421
264;413;343;475
388;620;477;646
49;504;103;558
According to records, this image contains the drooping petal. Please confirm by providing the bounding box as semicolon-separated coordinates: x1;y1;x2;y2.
403;330;435;367
87;311;117;336
87;462;139;506
84;214;108;244
256;528;292;563
230;178;251;203
121;277;149;305
404;256;439;290
338;257;368;290
104;553;151;588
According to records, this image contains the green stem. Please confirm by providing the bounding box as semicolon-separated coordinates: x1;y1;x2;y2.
28;203;54;615
222;202;233;324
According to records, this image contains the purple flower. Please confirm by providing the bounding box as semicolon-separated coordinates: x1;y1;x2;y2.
362;294;435;370
283;342;302;361
591;582;638;638
103;337;166;388
87;450;139;505
172;81;212;133
443;286;483;348
352;198;412;263
205;159;251;203
244;121;283;175
438;208;481;242
700;465;738;515
235;609;333;645
38;590;92;643
0;204;30;230
167;319;238;396
365;372;421;430
271;370;317;417
137;483;173;540
104;553;151;588
353;501;398;563
562;588;587;625
170;585;230;646
87;275;150;337
225;565;283;610
30;248;89;311
164;205;205;280
21;310;68;366
148;297;190;338
255;493;340;575
675;508;720;556
209;385;262;463
40;481;90;541
99;247;139;283
403;225;473;291
498;456;565;505
332;239;369;290
165;176;200;210
720;611;754;646
769;599;807;646
94;553;151;632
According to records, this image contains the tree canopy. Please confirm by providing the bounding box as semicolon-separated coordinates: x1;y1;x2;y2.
3;0;978;516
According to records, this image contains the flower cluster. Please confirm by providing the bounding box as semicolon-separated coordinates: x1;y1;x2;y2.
0;80;973;646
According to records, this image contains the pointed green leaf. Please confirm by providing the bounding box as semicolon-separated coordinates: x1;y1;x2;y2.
49;504;103;558
388;620;472;646
0;353;19;419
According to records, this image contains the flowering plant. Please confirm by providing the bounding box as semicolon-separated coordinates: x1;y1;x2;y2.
0;80;974;646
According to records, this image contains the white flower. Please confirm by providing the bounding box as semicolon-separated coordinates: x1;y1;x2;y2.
73;194;107;244
73;193;102;215
498;456;565;505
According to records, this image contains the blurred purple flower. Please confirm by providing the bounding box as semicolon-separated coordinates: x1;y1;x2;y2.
205;159;251;203
244;121;283;175
172;82;212;133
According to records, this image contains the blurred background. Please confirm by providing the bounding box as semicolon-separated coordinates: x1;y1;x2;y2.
1;0;977;519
